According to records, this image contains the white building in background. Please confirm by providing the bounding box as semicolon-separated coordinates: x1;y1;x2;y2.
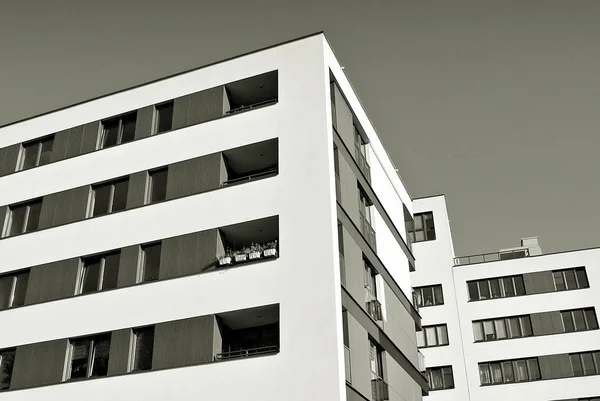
411;195;600;401
0;33;428;401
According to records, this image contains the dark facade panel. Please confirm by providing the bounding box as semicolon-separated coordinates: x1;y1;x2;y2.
538;355;552;379
536;312;555;336
126;171;148;209
71;186;91;221
0;206;7;234
10;339;69;389
530;313;545;336
159;229;218;280
172;95;191;130
65;126;85;159
107;329;132;376
188;86;225;125
38;193;59;230
81;121;100;154
165;153;222;200
24;258;80;304
0;144;20;176
117;245;141;287
50;129;70;162
558;354;574;378
37;186;90;229
153;315;219;370
135;105;155;140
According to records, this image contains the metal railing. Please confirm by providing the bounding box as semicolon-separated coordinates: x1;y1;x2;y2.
339;253;346;286
344;345;352;384
225;98;278;115
417;350;426;373
359;212;377;249
222;168;278;187
215;345;279;361
371;375;390;401
454;249;529;266
355;143;371;182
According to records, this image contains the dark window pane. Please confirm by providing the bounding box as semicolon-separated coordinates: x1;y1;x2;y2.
21;143;39;170
0;350;15;390
142;244;161;282
490;363;503;384
502;277;516;297
576;268;589;288
111;180;129;212
479;364;491;385
564;270;577;290
91;337;110;377
520;316;533;337
0;277;13;310
514;276;526;295
422;287;434;306
70;340;90;379
430;369;443;389
502;361;514;383
483;321;496;341
571;354;583;376
514;360;528;382
101;253;120;290
102;120;120;148
494;319;507;339
585;309;598;330
156;102;174;134
133;327;154;371
490;279;501;298
120;114;137;144
478;281;490;300
573;310;587;331
467;281;480;301
433;285;444;305
528;359;541;380
11;272;28;307
553;271;565;291
25;201;42;232
81;260;101;294
426;228;436;241
562;311;575;332
149;169;168;203
9;205;27;236
473;322;484;342
442;366;454;388
581;353;596;376
93;184;112;217
38;137;54;166
437;326;449;345
508;317;522;338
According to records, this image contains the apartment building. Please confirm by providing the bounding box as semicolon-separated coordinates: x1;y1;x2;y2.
410;195;600;401
0;33;428;401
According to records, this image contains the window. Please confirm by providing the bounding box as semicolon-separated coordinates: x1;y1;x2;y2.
18;136;54;171
553;267;590;291
0;271;29;310
417;324;449;348
89;178;129;217
473;315;532;342
4;199;42;237
139;243;161;283
561;308;598;333
369;340;384;379
67;334;111;380
467;275;526;301
129;326;154;371
479;358;541;385
79;253;120;294
146;168;168;204
0;349;15;391
100;112;136;149
408;212;435;243
570;352;600;377
425;366;454;390
154;101;174;134
414;285;444;307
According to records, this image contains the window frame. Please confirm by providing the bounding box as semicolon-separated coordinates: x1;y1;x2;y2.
409;211;436;243
138;243;161;283
414;284;444;307
473;315;533;342
4;199;43;237
467;274;525;301
426;365;454;390
154;101;174;135
128;326;155;372
146;168;168;204
479;357;541;385
18;135;55;171
417;324;449;348
0;348;16;391
0;271;29;310
99;112;137;149
78;253;120;295
553;267;590;291
88;178;129;217
66;334;111;380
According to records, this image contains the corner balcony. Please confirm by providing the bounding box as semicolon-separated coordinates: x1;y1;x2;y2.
217;216;279;268
224;71;278;115
221;139;278;188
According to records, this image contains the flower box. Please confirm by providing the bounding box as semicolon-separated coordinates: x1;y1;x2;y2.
249;252;261;260
264;248;277;258
219;256;232;266
234;254;247;263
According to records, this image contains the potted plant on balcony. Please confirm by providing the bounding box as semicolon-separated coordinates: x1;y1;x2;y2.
234;247;250;263
263;240;278;258
249;243;263;260
218;248;234;266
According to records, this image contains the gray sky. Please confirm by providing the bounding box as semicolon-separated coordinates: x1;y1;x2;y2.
1;0;599;256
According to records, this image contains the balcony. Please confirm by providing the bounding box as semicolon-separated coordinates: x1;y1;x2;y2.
371;376;390;401
355;143;371;182
454;248;529;266
224;71;278;116
221;139;278;187
366;298;383;322
217;216;278;267
344;345;352;383
418;350;426;374
339;253;346;286
215;304;280;362
359;212;377;249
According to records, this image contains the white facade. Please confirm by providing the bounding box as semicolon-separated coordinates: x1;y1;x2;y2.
0;34;426;401
412;195;600;401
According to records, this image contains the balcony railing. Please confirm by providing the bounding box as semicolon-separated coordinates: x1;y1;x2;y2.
418;350;426;373
225;98;278;115
359;212;377;249
355;143;371;182
222;168;278;187
454;249;529;266
371;376;390;401
344;345;352;384
366;298;383;322
412;290;420;311
339;253;346;286
215;345;279;361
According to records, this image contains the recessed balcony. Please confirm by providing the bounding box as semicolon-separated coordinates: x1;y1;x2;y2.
217;216;279;267
221;139;278;187
224;71;278;115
